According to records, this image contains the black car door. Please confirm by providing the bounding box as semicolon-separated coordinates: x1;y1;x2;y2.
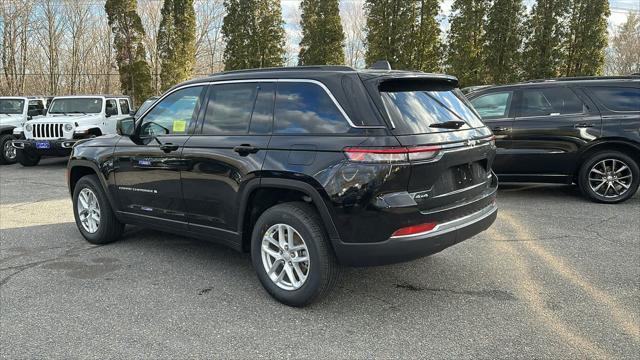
181;82;274;245
468;90;515;174
508;86;601;177
113;85;206;228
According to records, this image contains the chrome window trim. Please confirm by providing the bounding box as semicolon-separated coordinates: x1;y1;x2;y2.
137;79;387;129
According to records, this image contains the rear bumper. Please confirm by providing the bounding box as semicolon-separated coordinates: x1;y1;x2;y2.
12;139;76;157
334;202;497;266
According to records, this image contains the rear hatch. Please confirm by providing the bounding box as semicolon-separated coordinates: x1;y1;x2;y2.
364;75;496;210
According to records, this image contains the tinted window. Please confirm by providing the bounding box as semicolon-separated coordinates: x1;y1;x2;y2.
382;89;483;134
106;99;118;116
203;83;259;134
589;86;640;112
275;82;350;134
471;92;512;119
250;83;275;134
119;99;130;114
141;85;204;136
518;87;584;117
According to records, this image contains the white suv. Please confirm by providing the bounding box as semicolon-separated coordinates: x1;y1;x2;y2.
0;97;46;164
12;95;132;166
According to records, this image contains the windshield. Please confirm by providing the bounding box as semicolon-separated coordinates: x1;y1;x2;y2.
381;88;485;135
49;98;103;114
135;98;158;117
0;99;25;114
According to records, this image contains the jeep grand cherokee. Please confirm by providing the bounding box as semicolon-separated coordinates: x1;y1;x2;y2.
67;65;498;306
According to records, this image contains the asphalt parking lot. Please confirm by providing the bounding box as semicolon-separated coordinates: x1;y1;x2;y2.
1;158;638;359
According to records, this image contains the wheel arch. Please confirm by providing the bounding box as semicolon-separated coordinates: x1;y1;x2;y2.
238;177;341;253
68;160;119;213
575;139;640;176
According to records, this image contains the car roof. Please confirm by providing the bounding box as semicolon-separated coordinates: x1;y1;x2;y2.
466;76;640;96
51;95;131;100
172;66;459;91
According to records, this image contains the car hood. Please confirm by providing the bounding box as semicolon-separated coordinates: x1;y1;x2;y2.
27;114;101;124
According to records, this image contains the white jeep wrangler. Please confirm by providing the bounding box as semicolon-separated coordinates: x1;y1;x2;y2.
12;95;132;166
0;96;46;164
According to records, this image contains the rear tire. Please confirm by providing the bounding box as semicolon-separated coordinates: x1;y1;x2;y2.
0;134;17;165
578;151;639;203
73;175;124;244
251;202;340;307
16;149;40;167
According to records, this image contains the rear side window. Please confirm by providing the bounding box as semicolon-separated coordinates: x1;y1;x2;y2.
517;87;584;117
470;92;512;119
381;87;485;135
588;86;640;112
274;82;350;134
119;99;130;114
203;83;259;134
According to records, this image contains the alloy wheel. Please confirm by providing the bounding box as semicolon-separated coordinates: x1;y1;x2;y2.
77;188;101;233
3;141;16;161
261;223;310;291
588;158;633;199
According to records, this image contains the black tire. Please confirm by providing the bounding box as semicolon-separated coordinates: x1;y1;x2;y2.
251;202;340;307
578;150;639;204
0;134;17;165
73;175;124;244
16;149;40;167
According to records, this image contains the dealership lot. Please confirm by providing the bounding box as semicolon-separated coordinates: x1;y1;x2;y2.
1;159;638;358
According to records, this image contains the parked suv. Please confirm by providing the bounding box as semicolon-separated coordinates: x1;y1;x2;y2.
0;96;46;164
12;95;132;166
467;76;639;203
67;66;498;306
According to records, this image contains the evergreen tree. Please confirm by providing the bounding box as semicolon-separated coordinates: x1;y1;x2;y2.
483;0;526;84
364;0;442;72
562;0;610;76
157;0;196;91
104;0;152;105
522;0;569;79
222;0;285;70
298;0;345;65
445;0;488;86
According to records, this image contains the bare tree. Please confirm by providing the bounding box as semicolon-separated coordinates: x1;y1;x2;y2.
193;0;225;75
1;0;34;94
32;0;64;95
605;12;640;75
341;1;366;69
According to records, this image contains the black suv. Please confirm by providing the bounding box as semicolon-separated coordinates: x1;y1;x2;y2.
67;66;498;306
467;77;640;203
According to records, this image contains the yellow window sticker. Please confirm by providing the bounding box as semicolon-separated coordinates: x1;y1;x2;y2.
173;120;187;133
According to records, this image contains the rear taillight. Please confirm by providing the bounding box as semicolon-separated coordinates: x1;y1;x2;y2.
391;222;438;238
344;146;441;163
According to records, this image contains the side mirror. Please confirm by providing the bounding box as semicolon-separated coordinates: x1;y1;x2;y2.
27;115;33;120
105;107;118;117
116;117;135;136
129;111;135;116
42;109;47;116
27;109;40;117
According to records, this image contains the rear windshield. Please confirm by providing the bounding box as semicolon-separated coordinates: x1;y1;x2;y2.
381;86;485;135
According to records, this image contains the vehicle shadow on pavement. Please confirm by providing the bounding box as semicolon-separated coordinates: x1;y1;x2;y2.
498;182;640;204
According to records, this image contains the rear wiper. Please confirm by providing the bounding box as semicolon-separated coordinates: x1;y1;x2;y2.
430;120;466;129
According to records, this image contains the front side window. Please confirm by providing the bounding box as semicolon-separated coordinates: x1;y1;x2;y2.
140;85;204;136
119;99;130;115
106;99;118;116
517;87;584;117
48;98;103;114
274;82;350;134
471;92;513;119
0;99;25;114
588;86;640;112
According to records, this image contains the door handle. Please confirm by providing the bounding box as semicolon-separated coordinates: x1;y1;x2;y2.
159;143;179;153
574;123;594;128
492;126;510;133
233;144;259;156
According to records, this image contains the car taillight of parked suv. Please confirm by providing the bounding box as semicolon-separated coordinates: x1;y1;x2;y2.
67;65;498;306
466;76;640;203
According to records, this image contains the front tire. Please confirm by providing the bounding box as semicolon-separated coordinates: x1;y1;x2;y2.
73;175;124;244
0;134;17;165
578;151;639;203
251;202;340;307
16;149;40;167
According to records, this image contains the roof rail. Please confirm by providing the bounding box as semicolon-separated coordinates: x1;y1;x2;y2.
522;75;640;83
213;65;355;76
